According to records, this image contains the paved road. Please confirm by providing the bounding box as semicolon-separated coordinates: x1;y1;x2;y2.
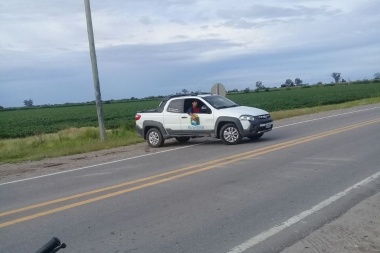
1;106;380;253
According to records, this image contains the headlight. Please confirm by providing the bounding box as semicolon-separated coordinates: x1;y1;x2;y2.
239;115;254;121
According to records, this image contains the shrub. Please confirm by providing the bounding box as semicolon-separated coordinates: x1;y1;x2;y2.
362;79;370;84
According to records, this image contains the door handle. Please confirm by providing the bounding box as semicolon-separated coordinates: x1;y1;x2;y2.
181;116;188;119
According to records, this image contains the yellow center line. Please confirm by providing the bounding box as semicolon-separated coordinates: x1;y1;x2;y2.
0;124;338;218
1;118;379;228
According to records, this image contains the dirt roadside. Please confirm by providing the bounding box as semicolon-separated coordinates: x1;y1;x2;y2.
0;138;185;182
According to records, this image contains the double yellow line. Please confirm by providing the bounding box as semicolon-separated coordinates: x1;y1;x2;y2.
1;118;380;228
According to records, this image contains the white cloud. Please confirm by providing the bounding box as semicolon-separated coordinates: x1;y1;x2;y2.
0;0;379;107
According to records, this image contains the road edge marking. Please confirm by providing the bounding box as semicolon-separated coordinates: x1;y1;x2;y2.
227;170;380;253
0;143;201;186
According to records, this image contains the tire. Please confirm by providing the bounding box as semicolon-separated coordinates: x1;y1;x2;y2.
220;123;242;145
175;137;190;143
248;133;264;140
146;128;164;148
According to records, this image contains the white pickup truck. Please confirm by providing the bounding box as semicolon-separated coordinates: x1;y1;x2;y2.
135;93;273;147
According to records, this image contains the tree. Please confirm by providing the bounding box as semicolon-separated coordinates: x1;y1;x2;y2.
255;81;265;90
331;72;341;83
228;88;239;93
243;87;250;93
182;89;188;94
295;78;303;86
23;99;33;107
374;72;380;80
285;79;294;87
0;105;3;110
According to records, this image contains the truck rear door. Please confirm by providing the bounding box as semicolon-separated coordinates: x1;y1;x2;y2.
162;98;184;135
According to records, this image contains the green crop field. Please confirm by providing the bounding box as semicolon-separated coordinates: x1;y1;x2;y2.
229;82;380;111
1;82;379;139
0;100;160;139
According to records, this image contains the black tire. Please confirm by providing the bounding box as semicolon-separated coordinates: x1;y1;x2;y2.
220;123;242;145
175;137;190;143
248;133;264;140
146;128;164;148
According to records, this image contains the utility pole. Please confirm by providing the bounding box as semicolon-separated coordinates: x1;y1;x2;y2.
84;0;106;141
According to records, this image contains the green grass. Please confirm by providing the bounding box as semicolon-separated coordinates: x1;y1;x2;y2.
0;127;144;164
1;96;380;164
0;100;160;139
1;82;379;139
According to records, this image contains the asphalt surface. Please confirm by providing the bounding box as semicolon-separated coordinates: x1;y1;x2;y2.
1;105;380;253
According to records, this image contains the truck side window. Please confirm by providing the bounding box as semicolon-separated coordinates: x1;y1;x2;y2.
184;99;194;113
166;99;183;113
185;99;210;114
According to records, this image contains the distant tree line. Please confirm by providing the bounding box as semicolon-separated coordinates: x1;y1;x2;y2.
226;72;379;94
11;72;379;110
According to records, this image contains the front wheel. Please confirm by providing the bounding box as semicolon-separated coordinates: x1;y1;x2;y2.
248;133;264;140
220;123;242;145
175;137;190;143
146;128;164;148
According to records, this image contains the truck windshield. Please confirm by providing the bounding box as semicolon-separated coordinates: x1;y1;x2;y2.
203;95;239;109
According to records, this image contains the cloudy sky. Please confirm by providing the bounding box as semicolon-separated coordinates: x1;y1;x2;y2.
1;0;379;107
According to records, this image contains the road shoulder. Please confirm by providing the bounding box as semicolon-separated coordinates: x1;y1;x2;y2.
281;191;380;253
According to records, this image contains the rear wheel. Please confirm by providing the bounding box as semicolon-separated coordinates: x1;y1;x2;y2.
146;128;164;148
248;133;264;140
220;123;242;145
175;137;190;143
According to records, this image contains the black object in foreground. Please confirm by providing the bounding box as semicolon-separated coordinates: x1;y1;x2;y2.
35;237;66;253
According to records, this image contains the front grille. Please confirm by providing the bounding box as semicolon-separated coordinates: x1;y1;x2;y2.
258;114;270;119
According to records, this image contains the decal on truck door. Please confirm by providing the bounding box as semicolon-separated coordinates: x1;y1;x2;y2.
188;114;204;129
191;114;200;125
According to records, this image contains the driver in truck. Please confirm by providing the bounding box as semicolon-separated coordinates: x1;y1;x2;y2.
187;100;201;120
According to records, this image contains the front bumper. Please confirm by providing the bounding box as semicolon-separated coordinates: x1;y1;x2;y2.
241;117;273;137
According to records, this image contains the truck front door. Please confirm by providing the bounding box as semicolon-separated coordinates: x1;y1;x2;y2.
180;98;214;134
